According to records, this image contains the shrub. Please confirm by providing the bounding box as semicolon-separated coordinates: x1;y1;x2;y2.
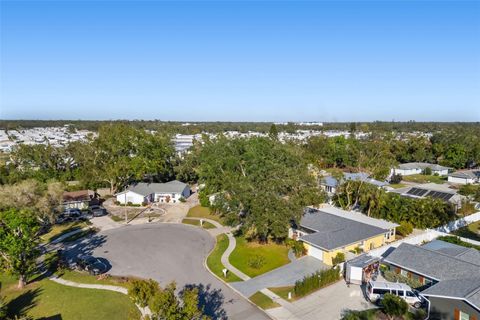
423;167;432;175
332;252;345;265
141;201;148;207
114;200;120;205
128;279;160;308
382;293;408;320
179;197;186;203
286;239;307;257
352;247;363;254
396;221;413;237
382;270;423;289
294;267;340;297
248;255;266;269
390;173;402;184
199;191;210;207
127;201;133;206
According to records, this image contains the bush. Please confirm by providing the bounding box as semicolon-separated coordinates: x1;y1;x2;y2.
114;200;120;205
248;255;266;269
294;267;340;297
141;201;148;206
390;174;402;184
179;197;186;203
332;252;345;265
286;239;307;257
396;221;413;237
423;167;432;175
382;293;408;319
128;279;160;308
382;270;423;289
127;201;133;206
199;191;210;207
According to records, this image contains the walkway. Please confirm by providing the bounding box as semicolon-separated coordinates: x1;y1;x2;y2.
231;256;328;297
49;276;151;318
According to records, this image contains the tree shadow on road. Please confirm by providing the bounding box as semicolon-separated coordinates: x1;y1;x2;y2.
182;283;230;320
62;234;108;264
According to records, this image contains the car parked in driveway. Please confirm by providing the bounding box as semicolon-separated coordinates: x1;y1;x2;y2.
89;205;107;217
76;255;109;275
366;281;424;308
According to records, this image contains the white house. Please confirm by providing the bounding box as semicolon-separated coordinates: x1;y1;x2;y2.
448;170;480;185
391;162;450;176
116;180;191;205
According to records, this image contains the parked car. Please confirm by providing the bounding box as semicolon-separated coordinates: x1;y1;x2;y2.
75;255;108;275
89;205;107;217
366;280;424;308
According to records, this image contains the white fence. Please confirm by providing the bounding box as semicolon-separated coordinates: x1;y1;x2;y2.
368;211;480;258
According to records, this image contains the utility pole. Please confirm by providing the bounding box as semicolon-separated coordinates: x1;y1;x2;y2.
124;189;128;224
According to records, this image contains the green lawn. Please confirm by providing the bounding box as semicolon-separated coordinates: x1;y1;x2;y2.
206;234;243;282
56;270;136;289
389;183;407;189
268;286;297;301
0;274;140;320
402;174;447;184
187;205;224;224
229;237;290;277
452;221;480;242
40;221;90;243
249;291;280;310
181;218;216;229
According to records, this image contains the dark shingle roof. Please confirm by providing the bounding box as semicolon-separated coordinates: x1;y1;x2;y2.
383;243;480;281
422;278;480;310
299;210;388;251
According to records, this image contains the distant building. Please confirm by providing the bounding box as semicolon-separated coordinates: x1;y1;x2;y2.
62;190;95;210
391;162;450;176
448;170;480;185
389;183;466;210
320;172;388;196
116;180;190;205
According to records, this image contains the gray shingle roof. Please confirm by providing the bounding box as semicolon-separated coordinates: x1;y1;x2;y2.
422;278;480;310
383;243;480;281
397;162;450;171
449;170;480;180
299;209;388;251
120;180;188;196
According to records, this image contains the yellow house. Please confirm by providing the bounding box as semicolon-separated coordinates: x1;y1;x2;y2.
292;206;398;266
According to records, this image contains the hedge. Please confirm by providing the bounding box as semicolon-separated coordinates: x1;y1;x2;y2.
294;267;340;297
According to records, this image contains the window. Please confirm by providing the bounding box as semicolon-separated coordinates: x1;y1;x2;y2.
373;289;389;295
406;291;415;297
460;311;470;320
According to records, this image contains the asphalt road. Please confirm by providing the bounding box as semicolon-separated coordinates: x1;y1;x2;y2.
65;223;270;320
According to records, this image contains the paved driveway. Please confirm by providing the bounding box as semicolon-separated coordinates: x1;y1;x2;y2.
231;256;328;297
65;223;269;320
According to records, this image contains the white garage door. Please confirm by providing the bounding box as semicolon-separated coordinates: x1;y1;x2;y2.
308;245;324;261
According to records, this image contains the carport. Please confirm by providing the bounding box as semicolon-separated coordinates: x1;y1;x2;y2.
345;254;380;285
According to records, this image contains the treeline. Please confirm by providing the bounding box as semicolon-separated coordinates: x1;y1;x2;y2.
333;180;456;229
303;127;480;170
2;120;479;136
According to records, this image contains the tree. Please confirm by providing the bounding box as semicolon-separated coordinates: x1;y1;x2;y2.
0;209;40;288
128;279;159;308
382;293;408;320
269;124;278;140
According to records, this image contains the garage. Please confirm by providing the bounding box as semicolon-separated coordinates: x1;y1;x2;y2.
307;245;324;261
345;254;380;285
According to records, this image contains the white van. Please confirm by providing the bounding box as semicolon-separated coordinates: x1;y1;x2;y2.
366;281;423;308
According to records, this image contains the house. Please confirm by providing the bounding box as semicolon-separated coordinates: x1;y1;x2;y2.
116;180;191;205
391;162;450;176
389;183;466;210
383;241;480;320
448;170;480;185
62;190;95;210
320;172;388;196
290;206;398;265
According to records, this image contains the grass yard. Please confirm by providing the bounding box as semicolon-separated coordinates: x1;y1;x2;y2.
206;234;243;282
187;205;224;224
452;221;480;242
229;237;290;278
402;174;447;184
388;183;407;189
181;218;216;229
268;286;298;301
249;291;280;310
0;274;140;320
40;221;90;243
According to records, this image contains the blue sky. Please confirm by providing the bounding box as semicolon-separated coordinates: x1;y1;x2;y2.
1;1;479;121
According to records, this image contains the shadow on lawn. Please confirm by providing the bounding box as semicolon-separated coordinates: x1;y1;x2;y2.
182;283;230;320
6;287;42;319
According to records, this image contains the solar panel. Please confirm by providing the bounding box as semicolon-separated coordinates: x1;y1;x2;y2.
426;191;454;201
407;188;429;197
